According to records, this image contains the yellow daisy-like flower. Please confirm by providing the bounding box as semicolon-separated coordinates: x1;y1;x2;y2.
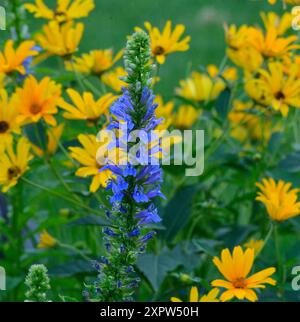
37;230;57;249
0;73;6;88
245;61;300;116
140;20;190;64
225;24;263;72
69;134;113;192
154;95;174;130
171;286;219;302
58;89;116;124
100;67;127;93
256;178;300;222
31;123;65;157
173;105;200;130
176;71;226;104
0;40;39;75
15;75;62;126
260;12;292;36
228;100;281;145
25;0;95;23
212;246;276;302
206;64;238;82
0;89;21;141
247;26;299;59
66;49;123;76
269;0;300;4
244;239;264;256
37;21;84;58
0;137;33;192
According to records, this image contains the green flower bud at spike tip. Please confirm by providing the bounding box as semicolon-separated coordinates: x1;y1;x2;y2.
25;264;51;302
123;31;154;99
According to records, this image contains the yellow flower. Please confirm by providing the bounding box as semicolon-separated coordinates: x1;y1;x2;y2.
176;71;225;104
66;49;123;75
245;61;300;116
0;73;6;88
37;21;84;58
58;89;116;124
225;24;263;72
0;137;33;192
69;134;112;192
0;89;21;141
173;105;200;129
212;246;276;302
15;75;61;126
261;12;292;36
25;0;95;23
229;100;281;144
100;67;127;92
256;178;300;222
247;27;299;58
0;40;39;75
139;20;190;64
269;0;300;4
32;123;65;157
37;230;57;249
171;286;219;302
206;64;238;82
244;239;264;256
154;95;174;130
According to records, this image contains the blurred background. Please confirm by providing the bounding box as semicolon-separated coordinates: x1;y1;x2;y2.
22;0;275;97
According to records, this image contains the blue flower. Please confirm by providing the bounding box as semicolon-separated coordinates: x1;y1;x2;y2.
133;185;149;203
135;205;161;224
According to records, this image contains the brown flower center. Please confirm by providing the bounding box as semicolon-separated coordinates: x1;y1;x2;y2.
7;166;21;180
232;278;247;289
30;104;42;115
153;46;165;56
275;91;285;100
0;121;9;133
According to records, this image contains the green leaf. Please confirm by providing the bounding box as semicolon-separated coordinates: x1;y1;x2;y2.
192;238;223;256
67;214;109;227
49;260;94;277
279;152;300;173
215;87;231;119
138;242;204;290
215;225;257;249
161;185;197;241
23;123;47;150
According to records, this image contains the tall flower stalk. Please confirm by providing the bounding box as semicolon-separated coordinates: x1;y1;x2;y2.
86;31;163;302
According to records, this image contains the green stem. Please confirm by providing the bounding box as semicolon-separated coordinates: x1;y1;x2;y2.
21;177;104;217
11;0;22;43
59;243;92;262
47;158;82;203
273;223;285;300
255;222;273;259
71;60;86;92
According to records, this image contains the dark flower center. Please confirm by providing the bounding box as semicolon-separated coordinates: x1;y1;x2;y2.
275;91;285;100
30;104;42;115
0;121;9;133
153;46;165;55
233;278;247;289
7;166;21;180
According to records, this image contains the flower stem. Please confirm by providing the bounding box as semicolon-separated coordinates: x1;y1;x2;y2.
273;223;285;300
21;177;105;217
59;243;92;262
255;222;273;259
